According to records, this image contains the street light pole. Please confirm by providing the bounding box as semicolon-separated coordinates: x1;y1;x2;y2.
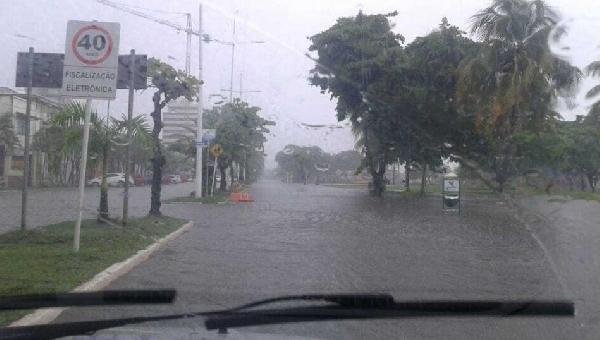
194;3;204;198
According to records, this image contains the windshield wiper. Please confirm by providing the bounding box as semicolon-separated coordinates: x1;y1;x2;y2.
204;299;574;331
0;290;176;310
0;292;574;340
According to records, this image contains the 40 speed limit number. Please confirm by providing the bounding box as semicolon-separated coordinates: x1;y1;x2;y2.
72;25;114;65
62;20;120;99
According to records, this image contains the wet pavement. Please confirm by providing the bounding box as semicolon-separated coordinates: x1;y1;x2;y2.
53;180;589;339
0;183;195;233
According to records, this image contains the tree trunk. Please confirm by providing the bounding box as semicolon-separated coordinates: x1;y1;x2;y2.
586;173;596;193
367;157;385;197
219;165;227;191
371;171;384;196
98;144;109;222
149;93;164;216
420;163;427;196
404;163;410;192
230;165;236;186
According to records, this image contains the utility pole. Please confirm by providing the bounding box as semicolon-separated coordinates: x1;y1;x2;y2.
229;17;236;102
194;3;204;198
122;49;136;225
238;72;261;101
186;13;192;75
20;47;34;231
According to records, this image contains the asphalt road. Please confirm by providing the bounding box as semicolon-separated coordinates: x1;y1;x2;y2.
53;180;591;339
0;183;195;234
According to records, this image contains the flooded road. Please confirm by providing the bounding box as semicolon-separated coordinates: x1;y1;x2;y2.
55;180;585;339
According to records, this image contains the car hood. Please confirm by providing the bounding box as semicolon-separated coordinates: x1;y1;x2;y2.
59;326;322;340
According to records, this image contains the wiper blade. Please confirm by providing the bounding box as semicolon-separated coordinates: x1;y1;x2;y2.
0;290;176;310
204;300;575;330
225;293;396;312
0;293;574;340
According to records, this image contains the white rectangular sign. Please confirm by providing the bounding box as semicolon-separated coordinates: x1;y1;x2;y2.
202;129;216;144
443;179;460;193
62;20;120;99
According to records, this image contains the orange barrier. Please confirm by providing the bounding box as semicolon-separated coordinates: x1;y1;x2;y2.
230;192;254;202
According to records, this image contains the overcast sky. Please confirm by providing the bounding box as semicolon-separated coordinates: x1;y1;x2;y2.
2;0;599;168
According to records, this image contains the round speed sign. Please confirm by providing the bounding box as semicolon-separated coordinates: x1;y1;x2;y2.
71;25;114;65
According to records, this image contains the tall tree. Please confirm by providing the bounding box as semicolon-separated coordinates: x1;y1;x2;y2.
212;99;271;189
401;18;478;194
147;58;199;216
309;11;404;196
457;0;580;191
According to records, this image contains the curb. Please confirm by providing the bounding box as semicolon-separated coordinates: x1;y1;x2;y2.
8;220;194;327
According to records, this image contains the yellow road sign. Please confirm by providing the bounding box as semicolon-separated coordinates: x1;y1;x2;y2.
210;144;223;157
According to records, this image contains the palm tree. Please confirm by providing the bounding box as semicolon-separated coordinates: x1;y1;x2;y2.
96;114;151;222
457;0;580;191
584;61;600;127
49;102;100;185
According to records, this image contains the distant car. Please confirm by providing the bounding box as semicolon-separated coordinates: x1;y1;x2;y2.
87;173;134;187
167;175;182;184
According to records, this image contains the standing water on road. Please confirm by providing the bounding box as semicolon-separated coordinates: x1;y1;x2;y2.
1;1;600;339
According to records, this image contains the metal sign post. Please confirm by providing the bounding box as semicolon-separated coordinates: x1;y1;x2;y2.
442;176;461;214
63;20;120;252
20;47;34;231
122;49;135;226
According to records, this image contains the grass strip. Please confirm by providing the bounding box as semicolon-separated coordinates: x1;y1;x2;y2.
163;192;229;204
0;216;186;326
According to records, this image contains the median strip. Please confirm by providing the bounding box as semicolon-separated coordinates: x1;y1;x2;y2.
0;216;191;327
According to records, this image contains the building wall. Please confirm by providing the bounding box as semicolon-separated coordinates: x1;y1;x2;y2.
162;99;198;145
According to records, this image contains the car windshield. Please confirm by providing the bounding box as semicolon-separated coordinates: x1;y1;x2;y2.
1;1;600;339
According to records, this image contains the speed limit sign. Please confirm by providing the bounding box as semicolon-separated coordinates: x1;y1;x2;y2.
62;20;120;99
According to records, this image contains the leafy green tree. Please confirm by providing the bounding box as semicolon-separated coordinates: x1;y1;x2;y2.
456;0;580;191
167;136;195;160
0;115;19;150
147;58;199;216
561;120;600;192
309;11;404;196
400;18;478;194
330;150;362;172
212;99;271;190
275;145;330;184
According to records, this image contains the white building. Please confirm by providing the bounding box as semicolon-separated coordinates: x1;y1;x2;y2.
162;99;198;145
0;87;61;187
